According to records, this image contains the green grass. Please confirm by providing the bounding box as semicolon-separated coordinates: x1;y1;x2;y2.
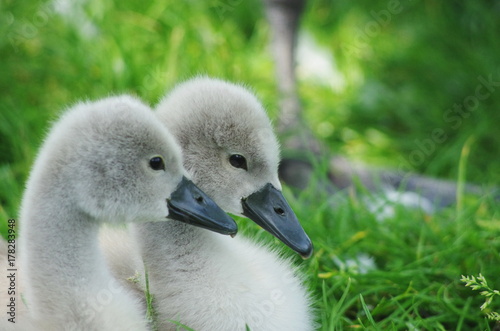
1;0;500;329
289;173;500;330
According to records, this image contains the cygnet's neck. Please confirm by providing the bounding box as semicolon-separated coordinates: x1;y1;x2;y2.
133;221;218;282
21;192;113;323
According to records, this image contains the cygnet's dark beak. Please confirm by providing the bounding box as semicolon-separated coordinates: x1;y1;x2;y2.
167;176;238;236
241;183;313;258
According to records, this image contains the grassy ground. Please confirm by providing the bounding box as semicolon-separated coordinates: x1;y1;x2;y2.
1;0;499;329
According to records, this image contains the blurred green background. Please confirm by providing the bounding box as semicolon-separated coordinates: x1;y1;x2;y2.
1;0;499;232
2;1;499;222
1;1;500;328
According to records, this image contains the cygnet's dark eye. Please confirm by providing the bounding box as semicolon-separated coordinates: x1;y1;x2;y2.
149;156;165;171
229;154;248;171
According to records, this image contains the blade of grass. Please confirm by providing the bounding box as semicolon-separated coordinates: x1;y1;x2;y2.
456;136;475;215
359;293;379;330
329;277;352;327
456;296;472;331
143;265;158;331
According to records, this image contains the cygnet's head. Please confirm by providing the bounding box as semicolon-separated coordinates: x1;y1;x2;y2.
29;95;236;234
156;77;312;257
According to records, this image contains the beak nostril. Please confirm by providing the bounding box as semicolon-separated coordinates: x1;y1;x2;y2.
195;195;204;204
274;207;285;216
